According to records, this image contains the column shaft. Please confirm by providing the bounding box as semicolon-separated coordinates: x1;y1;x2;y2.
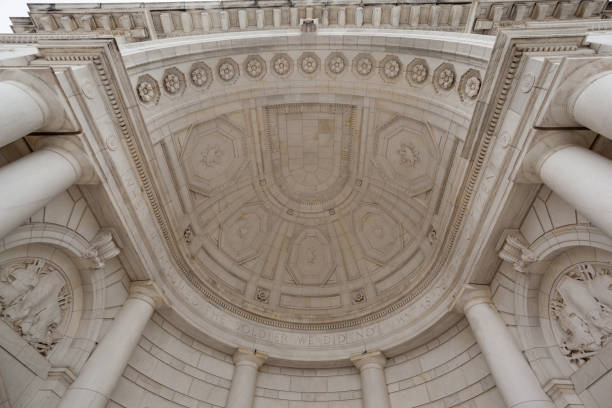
351;351;391;408
0;147;81;239
539;145;612;238
573;72;612;141
226;349;267;408
0;81;46;148
462;288;554;408
58;293;156;408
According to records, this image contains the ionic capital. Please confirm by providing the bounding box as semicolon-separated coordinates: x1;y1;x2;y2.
453;284;492;314
129;280;170;310
232;348;268;369
350;350;387;371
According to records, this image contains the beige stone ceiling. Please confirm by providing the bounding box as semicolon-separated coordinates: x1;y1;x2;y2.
125;34;490;332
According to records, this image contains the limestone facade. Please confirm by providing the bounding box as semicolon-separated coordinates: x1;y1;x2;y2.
0;1;612;407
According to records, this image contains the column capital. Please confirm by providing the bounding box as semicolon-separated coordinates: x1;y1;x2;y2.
518;130;593;184
453;284;492;314
34;136;98;184
232;348;268;369
129;280;170;310
350;350;387;370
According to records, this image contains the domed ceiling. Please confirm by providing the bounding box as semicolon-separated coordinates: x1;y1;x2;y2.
126;34;488;332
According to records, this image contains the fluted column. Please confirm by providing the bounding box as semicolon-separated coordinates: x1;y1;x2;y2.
0;81;50;148
58;281;168;408
351;350;391;408
456;285;554;408
0;138;95;239
226;349;267;408
572;71;612;141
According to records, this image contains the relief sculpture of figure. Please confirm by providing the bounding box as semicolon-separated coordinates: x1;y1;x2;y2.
553;263;612;366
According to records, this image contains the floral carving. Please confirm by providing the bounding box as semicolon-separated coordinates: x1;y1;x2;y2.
200;144;224;168
255;287;270;303
397;142;420;168
298;52;320;76
136;74;160;105
352;288;366;303
458;68;482;102
352;53;375;78
190;62;213;89
271;53;293;78
0;258;71;356
162;67;185;95
244;55;266;80
433;63;456;93
406;58;429;86
380;55;402;83
551;263;612;368
325;52;347;77
217;58;239;83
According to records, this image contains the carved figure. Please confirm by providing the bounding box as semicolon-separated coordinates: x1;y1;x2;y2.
551;263;612;367
0;259;70;356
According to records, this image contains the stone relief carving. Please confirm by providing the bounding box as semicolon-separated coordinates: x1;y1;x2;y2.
397;142;421;168
551;262;612;367
458;68;482;102
86;230;121;269
162;67;186;96
271;53;294;78
353;204;403;263
352;53;375;78
433;62;456;93
0;258;71;356
190;61;213;89
298;52;320;76
498;230;536;272
220;205;269;263
244;55;267;80
379;55;402;83
352;288;366;304
325;52;347;77
217;58;240;83
406;58;429;86
136;74;160;105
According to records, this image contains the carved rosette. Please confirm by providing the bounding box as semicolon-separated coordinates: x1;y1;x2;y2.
217;57;240;84
406;58;429;87
458;68;482;102
325;52;347;78
298;52;320;77
190;61;213;90
243;55;267;80
379;55;403;83
0;258;71;356
352;288;366;304
162;67;186;96
255;287;270;303
135;74;160;105
432;63;456;93
550;262;612;368
352;53;376;79
271;53;294;78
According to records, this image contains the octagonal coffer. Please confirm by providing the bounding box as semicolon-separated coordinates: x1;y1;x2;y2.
181;118;248;195
373;117;440;196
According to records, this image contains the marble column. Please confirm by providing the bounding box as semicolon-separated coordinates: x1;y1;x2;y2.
58;281;168;408
572;72;612;141
537;144;612;239
351;350;391;408
225;349;268;408
456;285;555;408
0;139;95;239
0;81;49;148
